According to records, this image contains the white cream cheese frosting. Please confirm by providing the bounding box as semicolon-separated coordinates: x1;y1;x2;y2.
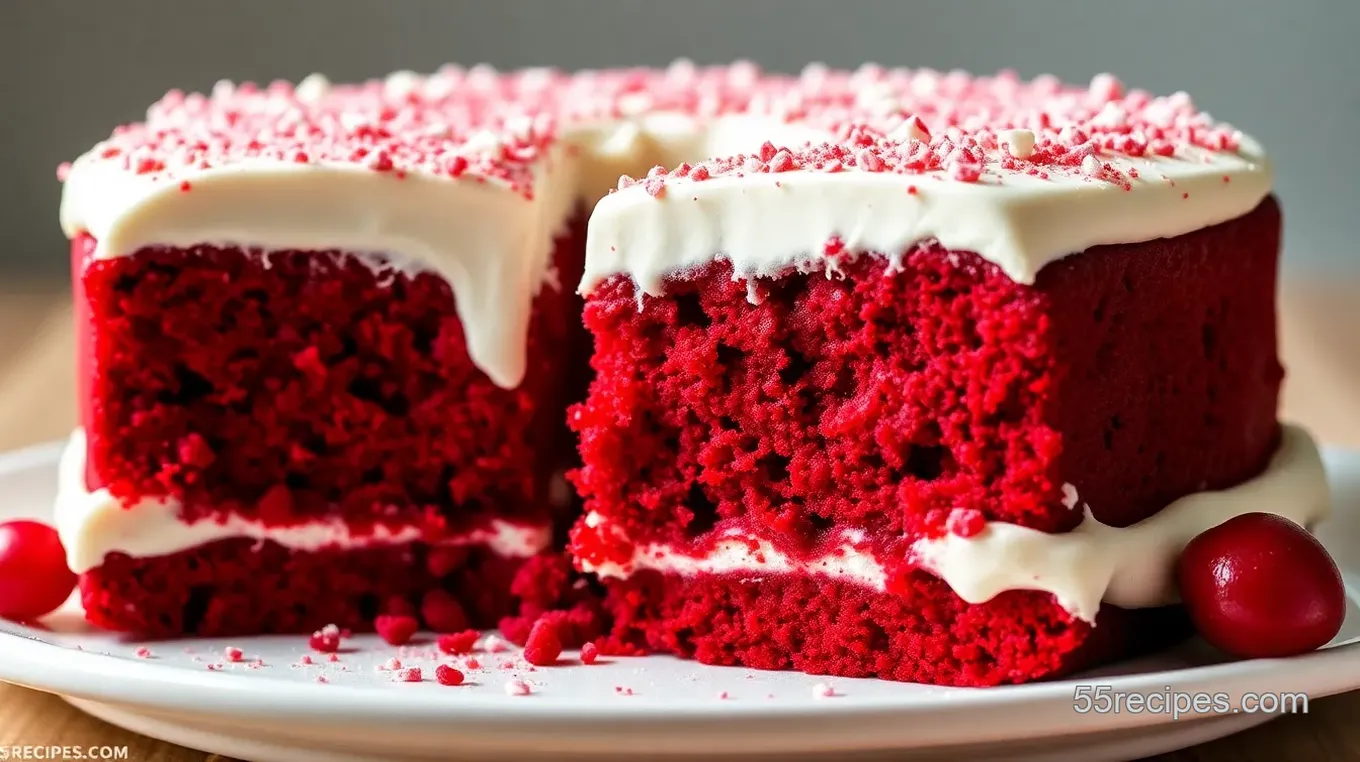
59;65;1272;388
581;138;1270;294
582;425;1329;624
55;429;552;574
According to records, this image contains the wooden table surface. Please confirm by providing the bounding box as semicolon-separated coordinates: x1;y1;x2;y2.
2;276;1360;762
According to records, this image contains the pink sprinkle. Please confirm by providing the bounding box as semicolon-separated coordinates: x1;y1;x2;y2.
224;646;244;662
717;691;730;700
505;678;532;696
316;675;329;684
298;655;314;665
614;685;635;696
813;683;836;698
134;647;153;659
328;653;340;663
206;663;221;671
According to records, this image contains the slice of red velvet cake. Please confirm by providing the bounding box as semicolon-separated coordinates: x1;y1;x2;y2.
55;63;1331;685
57;73;599;637
565;68;1329;685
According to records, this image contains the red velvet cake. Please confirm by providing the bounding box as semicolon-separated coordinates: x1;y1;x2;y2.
55;63;1330;685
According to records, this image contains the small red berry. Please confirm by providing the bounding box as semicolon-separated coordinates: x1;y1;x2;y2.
374;614;419;646
435;664;465;686
421;589;469;633
437;630;480;655
580;642;599;665
523;619;563;666
0;520;77;621
1178;513;1345;659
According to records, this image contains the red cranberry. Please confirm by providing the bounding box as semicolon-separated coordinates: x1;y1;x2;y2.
1178;513;1345;658
522;619;563;666
0;520;78;621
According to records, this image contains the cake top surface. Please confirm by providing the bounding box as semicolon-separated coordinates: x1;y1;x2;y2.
60;62;1253;198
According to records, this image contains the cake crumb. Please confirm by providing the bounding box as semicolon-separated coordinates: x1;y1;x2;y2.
435;664;465;686
505;678;532;696
813;683;837;698
580;642;599;665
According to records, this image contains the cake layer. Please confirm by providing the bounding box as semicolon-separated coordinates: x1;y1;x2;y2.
582;425;1326;623
78;537;528;638
570;197;1288;638
71;213;586;534
597;568;1193;686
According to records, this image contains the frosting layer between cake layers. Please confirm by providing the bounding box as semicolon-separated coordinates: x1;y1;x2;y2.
60;65;1271;389
55;429;552;574
581;425;1330;624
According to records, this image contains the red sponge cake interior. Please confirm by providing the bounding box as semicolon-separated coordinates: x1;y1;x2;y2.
71;217;590;636
569;199;1281;685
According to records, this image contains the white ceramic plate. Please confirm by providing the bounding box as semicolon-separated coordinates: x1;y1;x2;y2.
2;440;1359;762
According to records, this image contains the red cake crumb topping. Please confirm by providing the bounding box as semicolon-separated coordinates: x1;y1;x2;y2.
437;630;481;654
435;664;465;686
395;666;423;682
297;655;313;665
223;646;244;662
134;647;152;659
580;642;599;665
316;675;329;684
812;683;836;698
374;614;419;646
504;677;532;696
68;65;1244;208
523;619;564;666
309;624;342;653
946;509;986;538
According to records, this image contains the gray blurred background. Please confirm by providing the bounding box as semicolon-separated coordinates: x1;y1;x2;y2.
2;0;1355;278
